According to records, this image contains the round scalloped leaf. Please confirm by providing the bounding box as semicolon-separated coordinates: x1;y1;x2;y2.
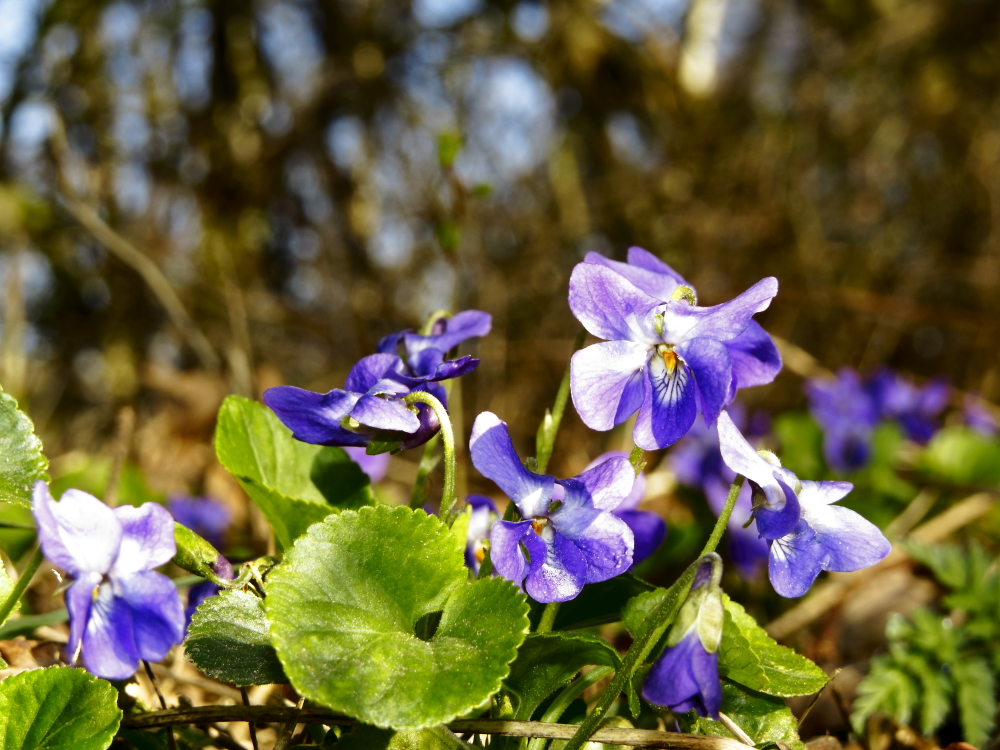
0;667;121;749
266;505;530;729
186;589;288;686
0;391;49;509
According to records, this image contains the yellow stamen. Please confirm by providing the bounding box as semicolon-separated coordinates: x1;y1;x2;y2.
662;349;678;376
475;546;486;563
531;518;547;535
92;586;100;603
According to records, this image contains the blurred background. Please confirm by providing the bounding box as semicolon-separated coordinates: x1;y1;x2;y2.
2;0;1000;744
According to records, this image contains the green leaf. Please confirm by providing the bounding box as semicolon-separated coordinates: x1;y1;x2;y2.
0;667;121;749
185;589;288;686
920;426;1000;487
622;586;669;644
214;395;375;548
718;596;828;697
553;574;655;632
904;541;968;590
695;679;803;749
337;724;472;749
0;559;13;668
0;391;48;509
953;657;995;747
172;523;225;580
500;633;621;721
851;656;918;734
266;505;530;729
773;412;824;479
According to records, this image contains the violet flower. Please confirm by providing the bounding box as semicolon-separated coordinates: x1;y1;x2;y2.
669;407;768;577
168;495;230;548
585;452;666;567
569;248;780;449
717;411;891;597
963;395;998;437
463;494;499;574
264;354;432;451
470;412;634;602
642;559;723;718
32;482;185;680
869;368;949;444
806;368;879;472
377;310;491;387
344;447;391;483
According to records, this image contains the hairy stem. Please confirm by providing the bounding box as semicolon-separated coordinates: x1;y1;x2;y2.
536;602;561;634
535;328;587;474
0;546;43;627
405;391;457;523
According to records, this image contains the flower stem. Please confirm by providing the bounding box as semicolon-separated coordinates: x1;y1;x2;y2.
560;477;745;750
699;476;745;557
404;391;457;524
0;545;43;627
409;432;441;509
526;666;615;750
536;602;561;634
559;557;704;750
535;328;587;474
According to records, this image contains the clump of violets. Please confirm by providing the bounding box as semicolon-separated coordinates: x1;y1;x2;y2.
264;310;490;451
585;452;666;567
469;412;634;602
669;406;769;577
569;248;781;449
869;368;949;444
717;410;891;597
806;368;880;472
643;556;724;718
32;482;185;680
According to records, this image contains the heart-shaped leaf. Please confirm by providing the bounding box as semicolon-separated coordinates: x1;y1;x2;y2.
0;667;121;750
266;505;530;729
693;679;804;749
215;395;375;547
0;391;48;509
185;589;288;686
500;633;620;721
719;595;827;697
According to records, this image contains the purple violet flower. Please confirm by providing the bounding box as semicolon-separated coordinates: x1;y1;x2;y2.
869;368;949;444
32;482;185;680
585;452;666;567
669;407;768;577
168;495;231;548
568;248;780;449
963;395;998;437
464;495;499;574
377;310;491;386
344;447;391;483
642;559;723;718
717;411;891;597
806;368;880;472
470;412;635;602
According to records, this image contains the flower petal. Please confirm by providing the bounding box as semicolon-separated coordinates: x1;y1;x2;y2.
263;386;368;447
351;390;421;433
717;410;796;508
524;529;589;603
798;479;853;505
643;629;721;719
584;250;683;301
798;487;891;572
470;412;553;518
406;310;492;356
614;509;665;566
111;503;176;577
65;572;101;663
633;352;697;450
32;483;121;576
551;508;634;583
568;263;661;345
767;522;824;598
344;353;398;393
570;341;647;431
430;355;480;381
627;246;690;285
117;570;185;662
82;582;139;680
559;455;635;512
666;277;778;343
489;520;538;589
754;473;801;540
726;320;782;393
676;337;732;425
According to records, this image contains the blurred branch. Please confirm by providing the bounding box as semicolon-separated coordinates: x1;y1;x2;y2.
766;491;997;640
47;121;221;372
